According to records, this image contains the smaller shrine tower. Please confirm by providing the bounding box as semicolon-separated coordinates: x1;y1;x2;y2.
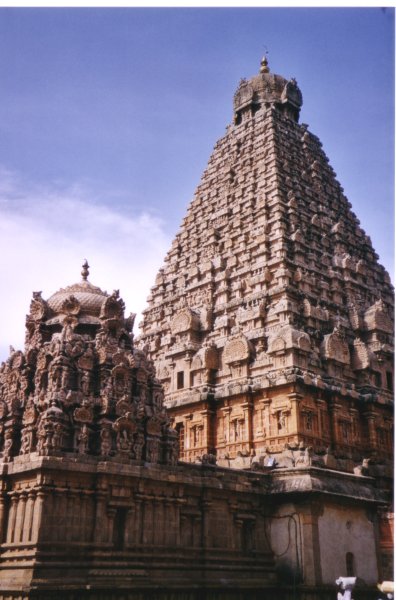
0;260;178;464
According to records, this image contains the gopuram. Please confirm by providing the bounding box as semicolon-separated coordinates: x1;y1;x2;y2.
0;59;393;599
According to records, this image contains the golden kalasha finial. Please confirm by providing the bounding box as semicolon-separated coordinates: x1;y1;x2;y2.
260;55;270;74
81;259;90;281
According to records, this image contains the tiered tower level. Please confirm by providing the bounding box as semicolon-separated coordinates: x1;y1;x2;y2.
139;58;394;469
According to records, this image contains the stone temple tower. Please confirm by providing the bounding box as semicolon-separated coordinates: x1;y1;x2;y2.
139;56;393;477
0;59;393;595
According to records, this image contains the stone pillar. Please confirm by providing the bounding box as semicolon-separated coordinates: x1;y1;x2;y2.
259;398;271;440
175;499;182;546
59;489;69;542
221;406;232;451
124;505;134;547
200;408;215;454
364;411;378;453
6;493;18;543
94;491;108;543
298;501;323;585
142;499;151;545
184;413;193;458
328;399;342;449
287;392;303;438
70;492;80;542
65;491;74;542
80;493;88;542
349;407;359;445
51;490;61;542
228;503;238;550
133;498;142;545
180;513;188;546
0;486;8;543
14;492;27;543
241;400;253;450
153;499;161;545
234;518;243;551
31;491;45;543
201;499;212;548
162;500;171;546
316;398;327;441
170;362;176;394
106;507;116;545
76;491;85;542
148;499;155;545
193;515;202;547
22;492;35;543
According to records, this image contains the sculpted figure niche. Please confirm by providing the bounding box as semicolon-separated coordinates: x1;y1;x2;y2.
0;261;178;465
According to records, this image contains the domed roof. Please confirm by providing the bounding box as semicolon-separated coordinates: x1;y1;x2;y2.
46;261;109;322
233;57;302;121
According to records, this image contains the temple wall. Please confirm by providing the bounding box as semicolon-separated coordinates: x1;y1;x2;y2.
0;586;386;600
0;455;276;595
268;500;380;586
318;503;378;584
171;382;393;469
0;456;386;598
265;501;302;583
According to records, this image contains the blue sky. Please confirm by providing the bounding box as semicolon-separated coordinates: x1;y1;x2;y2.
0;7;394;360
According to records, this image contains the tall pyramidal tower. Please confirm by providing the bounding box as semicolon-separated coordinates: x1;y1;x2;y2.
139;58;393;472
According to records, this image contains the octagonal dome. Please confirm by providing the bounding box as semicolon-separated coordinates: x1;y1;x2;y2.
233;57;302;123
46;260;109;325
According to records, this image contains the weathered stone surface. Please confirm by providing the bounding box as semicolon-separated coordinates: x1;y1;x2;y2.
0;58;393;597
0;261;178;466
138;57;393;583
138;59;393;476
0;264;279;597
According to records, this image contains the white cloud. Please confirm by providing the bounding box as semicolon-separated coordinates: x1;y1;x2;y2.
0;167;171;362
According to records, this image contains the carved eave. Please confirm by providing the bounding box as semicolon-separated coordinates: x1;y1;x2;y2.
364;301;393;334
351;339;375;371
28;292;48;323
100;292;125;321
223;335;253;365
267;325;311;355
321;329;350;365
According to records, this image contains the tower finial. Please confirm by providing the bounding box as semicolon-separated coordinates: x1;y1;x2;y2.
81;259;90;281
260;55;270;74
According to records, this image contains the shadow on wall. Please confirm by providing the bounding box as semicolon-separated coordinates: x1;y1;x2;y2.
275;560;303;585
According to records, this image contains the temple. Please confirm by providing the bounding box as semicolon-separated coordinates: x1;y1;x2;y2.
0;58;393;598
139;56;394;579
0;263;278;597
140;56;393;470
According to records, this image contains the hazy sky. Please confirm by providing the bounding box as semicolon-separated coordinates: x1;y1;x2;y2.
0;7;394;361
